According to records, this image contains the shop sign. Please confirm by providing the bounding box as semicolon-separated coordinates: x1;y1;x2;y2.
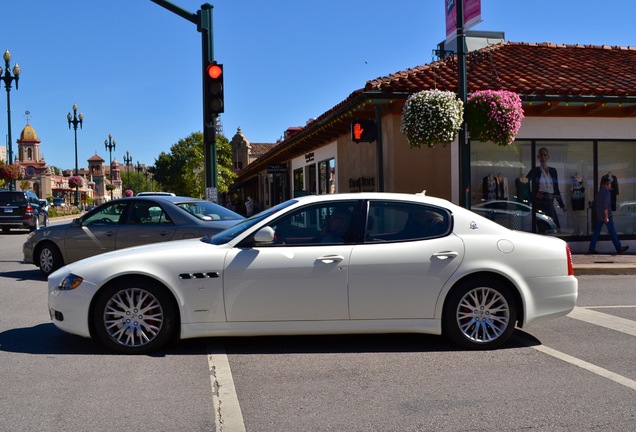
349;177;375;192
267;164;288;174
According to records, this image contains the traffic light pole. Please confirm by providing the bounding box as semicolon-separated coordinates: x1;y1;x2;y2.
149;0;219;200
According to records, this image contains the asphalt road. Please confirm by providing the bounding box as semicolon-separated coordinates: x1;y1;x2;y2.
1;224;635;431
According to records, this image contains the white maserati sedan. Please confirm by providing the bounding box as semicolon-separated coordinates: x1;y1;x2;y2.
48;193;578;354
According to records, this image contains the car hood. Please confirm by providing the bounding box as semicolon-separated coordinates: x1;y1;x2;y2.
51;237;229;280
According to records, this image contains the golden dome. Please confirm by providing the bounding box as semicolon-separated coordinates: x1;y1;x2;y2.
20;124;38;141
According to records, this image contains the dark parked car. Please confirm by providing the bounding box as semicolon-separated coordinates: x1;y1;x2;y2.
23;195;244;275
0;190;48;232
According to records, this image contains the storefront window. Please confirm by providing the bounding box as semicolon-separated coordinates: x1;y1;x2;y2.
469;139;632;238
293;168;304;195
599;141;636;236
318;158;336;195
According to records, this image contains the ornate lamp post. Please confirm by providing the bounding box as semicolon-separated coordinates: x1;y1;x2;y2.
0;50;20;190
104;133;116;179
67;104;84;206
123;150;132;191
136;161;142;190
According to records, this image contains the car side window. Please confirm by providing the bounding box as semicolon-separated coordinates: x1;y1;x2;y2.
126;202;172;225
83;202;128;226
267;202;357;245
365;202;450;242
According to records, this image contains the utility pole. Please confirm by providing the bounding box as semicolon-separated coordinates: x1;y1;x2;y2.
456;0;470;209
149;0;219;201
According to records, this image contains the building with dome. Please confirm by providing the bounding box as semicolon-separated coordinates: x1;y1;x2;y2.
6;121;123;205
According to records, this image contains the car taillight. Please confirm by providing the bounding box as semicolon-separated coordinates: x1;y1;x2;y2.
25;203;34;216
565;245;574;276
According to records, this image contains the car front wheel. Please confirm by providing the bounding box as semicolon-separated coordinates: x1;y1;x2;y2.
38;243;63;276
443;278;517;350
92;279;176;354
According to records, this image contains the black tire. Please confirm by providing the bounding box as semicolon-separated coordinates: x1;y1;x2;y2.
443;277;517;350
92;278;176;354
38;243;64;276
30;217;39;232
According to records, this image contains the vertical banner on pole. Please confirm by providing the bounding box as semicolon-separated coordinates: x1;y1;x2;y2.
445;0;482;42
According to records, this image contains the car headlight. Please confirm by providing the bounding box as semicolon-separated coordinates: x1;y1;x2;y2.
59;273;84;291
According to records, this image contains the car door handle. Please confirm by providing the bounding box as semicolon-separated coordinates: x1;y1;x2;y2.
104;231;116;237
159;230;172;236
432;251;459;260
317;255;344;264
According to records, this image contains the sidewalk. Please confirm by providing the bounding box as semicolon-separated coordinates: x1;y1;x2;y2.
572;252;636;275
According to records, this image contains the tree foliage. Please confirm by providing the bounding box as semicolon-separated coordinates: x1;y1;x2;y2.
152;131;236;198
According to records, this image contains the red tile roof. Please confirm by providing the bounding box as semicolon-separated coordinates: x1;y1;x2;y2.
365;42;636;98
237;41;636;179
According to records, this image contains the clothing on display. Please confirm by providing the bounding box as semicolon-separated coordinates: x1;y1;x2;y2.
570;173;585;211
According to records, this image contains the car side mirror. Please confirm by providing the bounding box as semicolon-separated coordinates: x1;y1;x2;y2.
72;218;81;227
253;226;275;243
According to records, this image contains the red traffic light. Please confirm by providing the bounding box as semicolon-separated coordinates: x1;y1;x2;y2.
207;64;223;79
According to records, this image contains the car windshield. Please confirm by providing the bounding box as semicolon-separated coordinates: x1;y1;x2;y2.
203;200;297;245
176;201;243;221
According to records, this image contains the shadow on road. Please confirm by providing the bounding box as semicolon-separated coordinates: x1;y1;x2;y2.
0;267;46;282
0;324;540;357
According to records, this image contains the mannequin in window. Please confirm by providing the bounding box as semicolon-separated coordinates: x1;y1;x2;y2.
570;173;585;211
515;174;531;204
526;147;566;231
600;172;618;211
482;173;498;201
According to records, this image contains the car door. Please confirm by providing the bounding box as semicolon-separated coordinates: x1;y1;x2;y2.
348;201;464;320
222;201;358;322
115;200;177;249
64;201;128;263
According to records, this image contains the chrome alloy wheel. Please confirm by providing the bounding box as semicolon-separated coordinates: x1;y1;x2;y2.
455;287;511;344
103;287;164;348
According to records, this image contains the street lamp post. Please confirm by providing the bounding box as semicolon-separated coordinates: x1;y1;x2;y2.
0;50;20;191
67;104;84;206
104;134;116;179
136;161;142;191
123;150;132;191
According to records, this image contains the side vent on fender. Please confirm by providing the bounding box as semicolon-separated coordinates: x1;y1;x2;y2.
179;272;220;279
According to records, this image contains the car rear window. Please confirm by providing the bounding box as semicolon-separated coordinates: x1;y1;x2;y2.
176;201;243;221
0;192;26;205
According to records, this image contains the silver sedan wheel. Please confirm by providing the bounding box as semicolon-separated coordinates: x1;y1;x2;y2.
93;280;176;354
455;287;510;343
443;279;517;349
102;287;165;349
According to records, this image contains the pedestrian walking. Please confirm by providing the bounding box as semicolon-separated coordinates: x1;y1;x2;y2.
588;178;629;254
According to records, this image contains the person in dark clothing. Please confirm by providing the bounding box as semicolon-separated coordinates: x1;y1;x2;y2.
527;147;566;231
588;178;629;254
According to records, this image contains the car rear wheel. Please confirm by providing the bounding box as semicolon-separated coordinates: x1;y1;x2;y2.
92;279;176;354
38;243;63;276
443;278;517;350
30;218;39;232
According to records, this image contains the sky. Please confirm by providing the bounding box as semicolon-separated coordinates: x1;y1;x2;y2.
2;0;636;171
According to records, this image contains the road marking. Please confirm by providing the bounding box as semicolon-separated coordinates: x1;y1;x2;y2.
208;345;246;432
530;343;636;391
518;306;636;391
568;306;636;337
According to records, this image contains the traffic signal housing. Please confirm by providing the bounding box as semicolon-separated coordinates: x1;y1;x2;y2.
204;62;224;117
351;119;376;143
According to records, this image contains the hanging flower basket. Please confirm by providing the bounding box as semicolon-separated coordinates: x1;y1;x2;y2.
68;175;84;188
0;164;23;181
401;89;464;148
466;90;524;146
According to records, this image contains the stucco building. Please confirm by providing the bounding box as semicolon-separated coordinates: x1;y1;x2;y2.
232;40;636;252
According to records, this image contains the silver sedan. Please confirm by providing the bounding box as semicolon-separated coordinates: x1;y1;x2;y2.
24;195;243;275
